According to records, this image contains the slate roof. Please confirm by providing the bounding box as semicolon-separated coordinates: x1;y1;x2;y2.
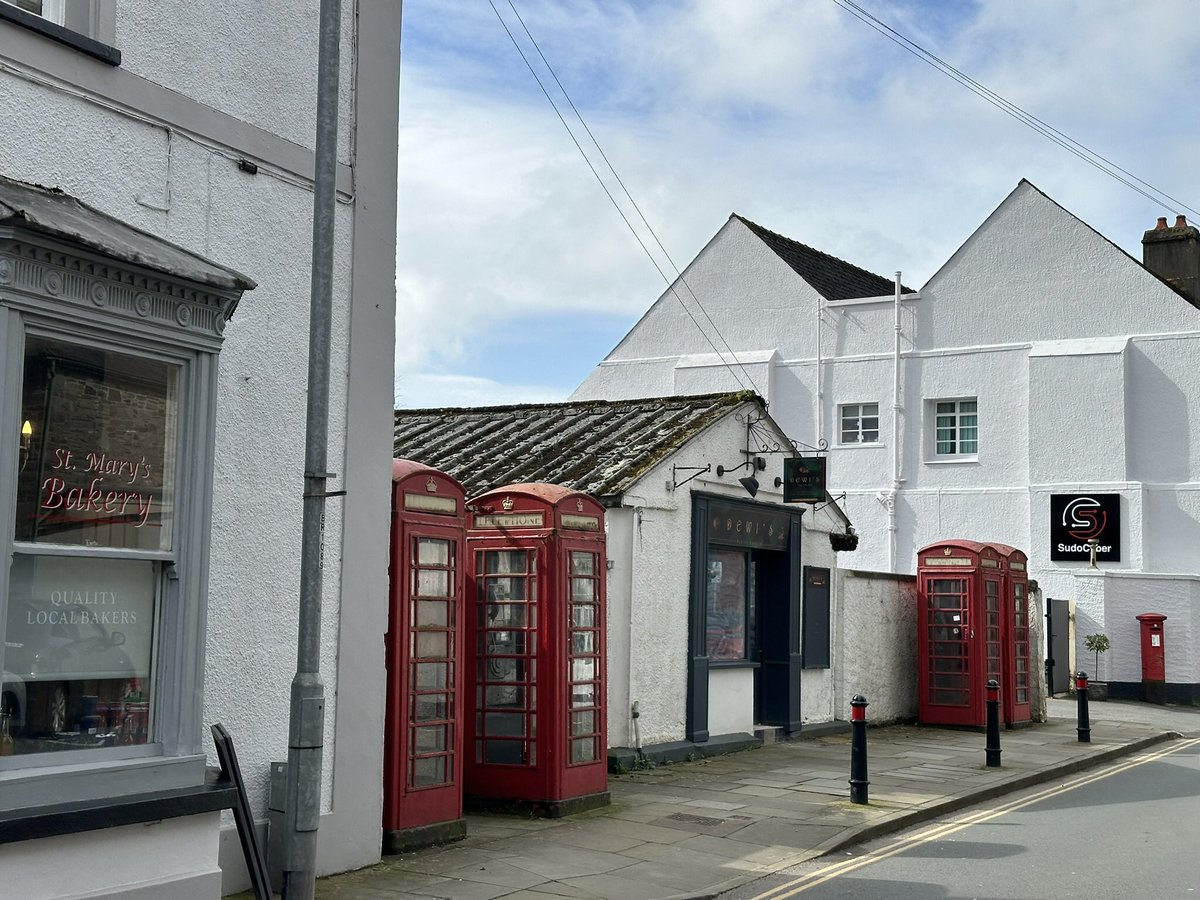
734;214;913;300
393;391;763;501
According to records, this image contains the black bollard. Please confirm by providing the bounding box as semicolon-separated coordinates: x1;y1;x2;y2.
985;680;1002;767
849;695;869;804
1076;671;1091;743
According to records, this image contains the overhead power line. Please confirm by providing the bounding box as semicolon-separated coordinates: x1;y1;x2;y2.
488;0;766;400
832;0;1199;219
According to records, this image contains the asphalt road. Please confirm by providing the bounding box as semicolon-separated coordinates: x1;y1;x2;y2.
721;737;1200;899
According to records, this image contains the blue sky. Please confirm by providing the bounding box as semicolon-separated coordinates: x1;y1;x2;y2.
394;0;1200;409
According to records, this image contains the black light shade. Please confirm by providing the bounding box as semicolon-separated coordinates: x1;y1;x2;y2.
739;475;759;497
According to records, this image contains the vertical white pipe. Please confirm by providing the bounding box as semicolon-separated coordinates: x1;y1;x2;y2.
816;294;823;448
889;272;903;572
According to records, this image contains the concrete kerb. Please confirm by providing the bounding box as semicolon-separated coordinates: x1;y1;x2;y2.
811;729;1181;857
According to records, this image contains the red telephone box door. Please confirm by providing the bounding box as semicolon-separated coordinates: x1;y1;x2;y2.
383;461;467;852
922;572;980;727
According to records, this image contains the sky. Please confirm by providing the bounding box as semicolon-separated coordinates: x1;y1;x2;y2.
394;0;1200;409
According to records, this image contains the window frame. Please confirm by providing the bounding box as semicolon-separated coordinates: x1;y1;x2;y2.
838;402;881;446
0;211;240;816
929;397;979;462
0;0;119;66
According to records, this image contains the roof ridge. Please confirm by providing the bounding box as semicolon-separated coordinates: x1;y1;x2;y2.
732;213;913;297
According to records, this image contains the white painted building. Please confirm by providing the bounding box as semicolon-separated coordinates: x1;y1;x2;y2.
574;180;1200;703
0;3;400;896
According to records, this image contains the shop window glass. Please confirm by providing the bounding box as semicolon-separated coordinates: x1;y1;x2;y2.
706;549;747;660
16;336;178;551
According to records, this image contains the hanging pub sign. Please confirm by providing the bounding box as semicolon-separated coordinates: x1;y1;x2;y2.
782;456;826;504
1050;494;1121;562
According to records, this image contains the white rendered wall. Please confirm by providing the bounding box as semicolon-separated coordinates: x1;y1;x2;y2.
835;571;917;724
0;1;400;892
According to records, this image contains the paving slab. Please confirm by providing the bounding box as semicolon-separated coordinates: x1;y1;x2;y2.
232;702;1190;899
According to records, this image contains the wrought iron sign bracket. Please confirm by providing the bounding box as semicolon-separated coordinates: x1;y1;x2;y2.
670;464;711;491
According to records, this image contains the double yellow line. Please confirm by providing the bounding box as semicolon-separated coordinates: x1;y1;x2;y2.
748;737;1200;898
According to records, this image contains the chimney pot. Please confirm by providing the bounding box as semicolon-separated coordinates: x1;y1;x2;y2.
1156;216;1169;230
1176;215;1188;228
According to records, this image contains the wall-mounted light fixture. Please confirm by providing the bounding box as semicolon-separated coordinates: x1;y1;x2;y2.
716;456;766;497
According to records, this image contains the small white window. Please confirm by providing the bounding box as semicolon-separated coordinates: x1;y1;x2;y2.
932;398;978;457
840;403;880;444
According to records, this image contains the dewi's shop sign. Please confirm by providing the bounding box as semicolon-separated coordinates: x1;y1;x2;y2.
1050;494;1120;562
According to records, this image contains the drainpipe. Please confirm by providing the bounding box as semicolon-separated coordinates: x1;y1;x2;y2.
281;2;341;897
815;293;823;447
888;271;903;572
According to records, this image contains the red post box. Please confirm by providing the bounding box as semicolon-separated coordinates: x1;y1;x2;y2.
464;484;609;816
1135;613;1167;705
916;540;1032;728
383;460;468;852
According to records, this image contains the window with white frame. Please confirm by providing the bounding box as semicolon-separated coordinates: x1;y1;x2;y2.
1;0;61;21
840;403;880;444
932;398;978;457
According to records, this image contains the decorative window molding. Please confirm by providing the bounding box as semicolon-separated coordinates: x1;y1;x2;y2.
0;176;251;819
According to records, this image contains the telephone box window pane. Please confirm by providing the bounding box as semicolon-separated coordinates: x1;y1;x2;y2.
485;603;528;628
485;685;527;708
484;551;531;575
4;555;156;754
414;662;447;690
414;632;449;659
571;605;595;628
571;658;595;682
415;569;450;598
484;712;525;737
571;711;594;736
411;756;446;787
16;336;178;551
570;553;594;576
483;740;527;765
571;684;595;708
571;632;595;655
413;725;447;753
570;577;595;602
414;600;448;627
571;737;596;763
413;694;448;721
416;538;450;567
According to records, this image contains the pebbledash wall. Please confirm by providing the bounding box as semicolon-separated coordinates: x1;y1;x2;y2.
575;180;1200;703
0;3;400;897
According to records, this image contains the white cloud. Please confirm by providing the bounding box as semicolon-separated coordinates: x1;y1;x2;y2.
393;371;564;410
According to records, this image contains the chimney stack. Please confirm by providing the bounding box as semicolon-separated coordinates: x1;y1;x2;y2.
1142;214;1200;308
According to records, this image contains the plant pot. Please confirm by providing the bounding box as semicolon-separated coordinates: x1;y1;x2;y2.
1087;682;1108;702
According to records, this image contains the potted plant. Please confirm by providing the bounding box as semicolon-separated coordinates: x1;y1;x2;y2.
1083;633;1110;701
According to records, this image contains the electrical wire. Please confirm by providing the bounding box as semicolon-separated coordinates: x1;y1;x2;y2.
488;0;765;399
832;0;1199;219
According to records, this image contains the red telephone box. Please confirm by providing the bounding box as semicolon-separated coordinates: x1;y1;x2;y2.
464;484;609;815
993;543;1032;726
917;540;1031;728
383;460;468;852
1135;613;1167;704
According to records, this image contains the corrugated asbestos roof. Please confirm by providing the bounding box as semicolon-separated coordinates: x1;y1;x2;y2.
393;391;761;501
734;214;913;300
